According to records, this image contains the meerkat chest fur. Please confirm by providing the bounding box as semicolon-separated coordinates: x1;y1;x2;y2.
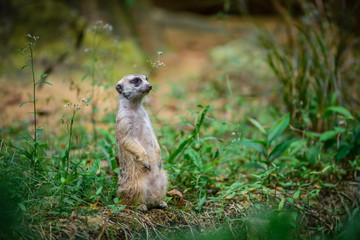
116;103;159;158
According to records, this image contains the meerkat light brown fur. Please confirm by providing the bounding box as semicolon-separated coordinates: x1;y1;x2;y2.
115;74;168;211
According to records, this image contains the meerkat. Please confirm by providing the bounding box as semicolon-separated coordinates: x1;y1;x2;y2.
115;74;168;211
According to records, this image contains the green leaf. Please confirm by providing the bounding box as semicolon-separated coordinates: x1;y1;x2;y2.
293;188;301;199
238;139;266;156
89;159;100;175
63;198;74;206
18;203;27;212
19;100;33;108
319;128;344;142
278;197;285;211
322;165;331;173
197;195;206;210
323;183;336;187
114;168;120;175
117;204;126;212
269;139;298;162
40;73;48;79
325;106;353;119
81;72;90;81
267;113;290;145
184;148;203;169
95;186;103;195
248;117;266;134
41;81;53;86
21;65;28;70
168;106;209;163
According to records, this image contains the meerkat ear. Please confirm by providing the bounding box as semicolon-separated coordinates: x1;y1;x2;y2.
116;84;123;94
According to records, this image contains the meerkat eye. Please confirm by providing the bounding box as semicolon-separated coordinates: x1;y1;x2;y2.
130;77;141;85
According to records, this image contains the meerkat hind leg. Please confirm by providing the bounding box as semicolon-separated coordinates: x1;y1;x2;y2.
145;170;168;208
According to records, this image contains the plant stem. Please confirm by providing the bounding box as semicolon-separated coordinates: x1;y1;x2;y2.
30;45;37;155
91;34;98;144
65;109;76;180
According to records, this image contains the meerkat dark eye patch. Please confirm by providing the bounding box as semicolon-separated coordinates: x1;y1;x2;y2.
116;84;123;94
130;77;142;86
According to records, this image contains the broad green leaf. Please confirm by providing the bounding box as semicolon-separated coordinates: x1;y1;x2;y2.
293;188;301;199
184;148;202;169
325;106;353;119
269;139;298;162
278;197;285;210
238;139;266;156
319;127;345;142
267;113;290;145
248;117;266;134
18;203;27;212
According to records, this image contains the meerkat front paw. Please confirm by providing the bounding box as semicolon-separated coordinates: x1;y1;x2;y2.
158;201;168;209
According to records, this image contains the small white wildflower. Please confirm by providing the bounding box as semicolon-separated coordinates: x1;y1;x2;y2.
157;51;163;55
339;120;346;126
64;105;67;108
232;132;236;135
81;98;87;103
103;23;113;31
84;48;90;53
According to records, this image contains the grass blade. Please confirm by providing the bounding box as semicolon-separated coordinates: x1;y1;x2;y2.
267;113;290;145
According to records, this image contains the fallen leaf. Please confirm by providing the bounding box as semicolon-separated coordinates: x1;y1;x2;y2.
168;189;183;206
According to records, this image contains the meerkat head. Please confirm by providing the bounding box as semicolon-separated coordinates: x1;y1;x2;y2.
116;74;152;101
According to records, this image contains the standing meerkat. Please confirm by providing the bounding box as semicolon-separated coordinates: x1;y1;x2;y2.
115;74;168;211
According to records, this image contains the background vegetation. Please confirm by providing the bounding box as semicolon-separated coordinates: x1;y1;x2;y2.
0;0;359;239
